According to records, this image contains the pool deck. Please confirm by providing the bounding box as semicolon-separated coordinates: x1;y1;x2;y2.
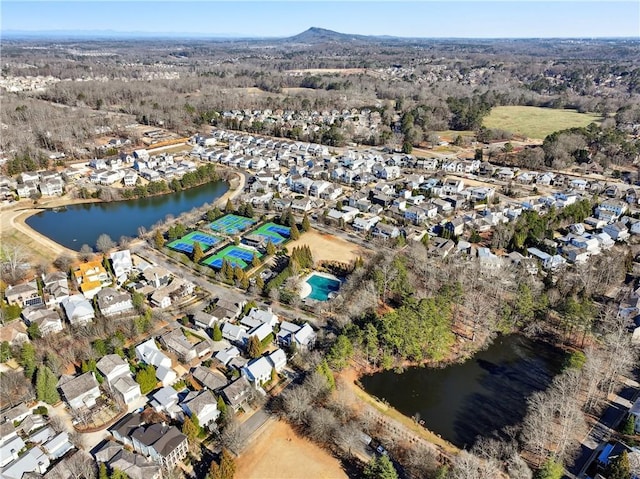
299;271;341;300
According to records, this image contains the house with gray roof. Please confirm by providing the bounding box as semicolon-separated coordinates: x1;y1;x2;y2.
180;389;219;428
21;307;63;336
57;372;100;410
220;376;253;412
191;365;228;391
60;295;95;326
96;287;134;317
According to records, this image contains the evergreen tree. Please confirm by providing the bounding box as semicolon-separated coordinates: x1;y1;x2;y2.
192;242;204;263
248;335;262;359
220;448;236;479
217;395;228;420
0;341;11;362
266;240;276;256
154;229;164;249
233;265;244;282
240;274;250;290
301;213;311;232
19;342;36;379
290;223;300;241
225;198;234;214
535;459;564;479
606;450;631;479
255;275;265;291
363;455;398;479
27;322;41;340
182;415;199;442
251;254;261;268
286;210;295;227
98;463;109;479
315;359;336;390
36;366;60;404
212;322;223;341
135;364;157;394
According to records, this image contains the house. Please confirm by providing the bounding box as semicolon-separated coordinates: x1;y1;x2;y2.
150;289;171;309
95;444;162;479
372;223;401;240
242;348;287;386
113;375;142;406
192;311;217;330
191;365;228;391
110;250;133;281
159;329;197;363
111;414;188;470
527;247;566;270
73;260;110;299
181;389;219;428
267;348;287;372
142;267;171;289
21;306;63;336
221;322;248;343
156;366;177;387
353;215;380;232
42;431;74;460
441;179;464;196
0;321;29;346
220;376;253;412
214;346;241;366
1;446;50;479
150;387;182;418
39;179;64;196
57;372;101;410
277;322;316;351
136;339;172;369
96;354;131;387
61;294;95;326
96;287;134;317
603;222;630;241
0;424;25;467
445;217;465;236
123;171;138;187
630;398;640;434
4;281;43;308
242;357;274;386
242;307;279;328
42;271;69;306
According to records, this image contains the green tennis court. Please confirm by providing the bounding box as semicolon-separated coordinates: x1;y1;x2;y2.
168;231;222;254
208;214;256;235
202;244;262;270
247;222;291;245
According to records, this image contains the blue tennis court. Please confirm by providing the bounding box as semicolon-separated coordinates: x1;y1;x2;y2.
202;244;263;270
168;231;222;254
246;222;291;246
208;214;256;235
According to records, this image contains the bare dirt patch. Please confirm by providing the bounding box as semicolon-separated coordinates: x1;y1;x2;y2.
236;419;348;479
285;229;370;266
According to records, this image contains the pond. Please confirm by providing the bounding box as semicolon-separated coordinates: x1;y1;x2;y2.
360;334;567;448
26;180;228;251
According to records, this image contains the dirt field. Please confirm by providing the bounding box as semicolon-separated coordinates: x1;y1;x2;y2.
235;420;348;479
286;229;370;266
483;106;602;139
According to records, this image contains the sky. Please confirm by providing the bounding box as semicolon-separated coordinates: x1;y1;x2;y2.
2;1;638;38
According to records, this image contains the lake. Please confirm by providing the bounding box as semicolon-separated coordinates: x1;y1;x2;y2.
26;180;228;251
360;334;567;448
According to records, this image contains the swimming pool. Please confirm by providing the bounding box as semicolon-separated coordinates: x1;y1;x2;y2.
304;273;341;301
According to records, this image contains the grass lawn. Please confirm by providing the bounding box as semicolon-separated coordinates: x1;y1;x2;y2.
483;106;602;140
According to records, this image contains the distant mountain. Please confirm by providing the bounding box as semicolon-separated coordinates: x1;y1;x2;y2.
284;27;377;44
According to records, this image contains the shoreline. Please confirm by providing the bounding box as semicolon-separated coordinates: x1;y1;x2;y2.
0;170;245;262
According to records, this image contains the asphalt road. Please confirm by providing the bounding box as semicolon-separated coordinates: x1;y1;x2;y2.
565;379;639;479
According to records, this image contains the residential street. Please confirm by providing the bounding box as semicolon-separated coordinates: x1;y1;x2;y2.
565;377;639;479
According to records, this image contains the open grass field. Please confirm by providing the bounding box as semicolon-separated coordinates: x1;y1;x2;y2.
235;420;348;479
483;106;602;139
286;229;371;266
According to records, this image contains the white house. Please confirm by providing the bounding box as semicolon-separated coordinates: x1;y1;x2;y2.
110;250;134;281
603;222;630;241
353;215;380;232
112;375;142;406
181;390;219;428
61;295;95;326
135;339;172;369
97;354;131;387
57;372;101;410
